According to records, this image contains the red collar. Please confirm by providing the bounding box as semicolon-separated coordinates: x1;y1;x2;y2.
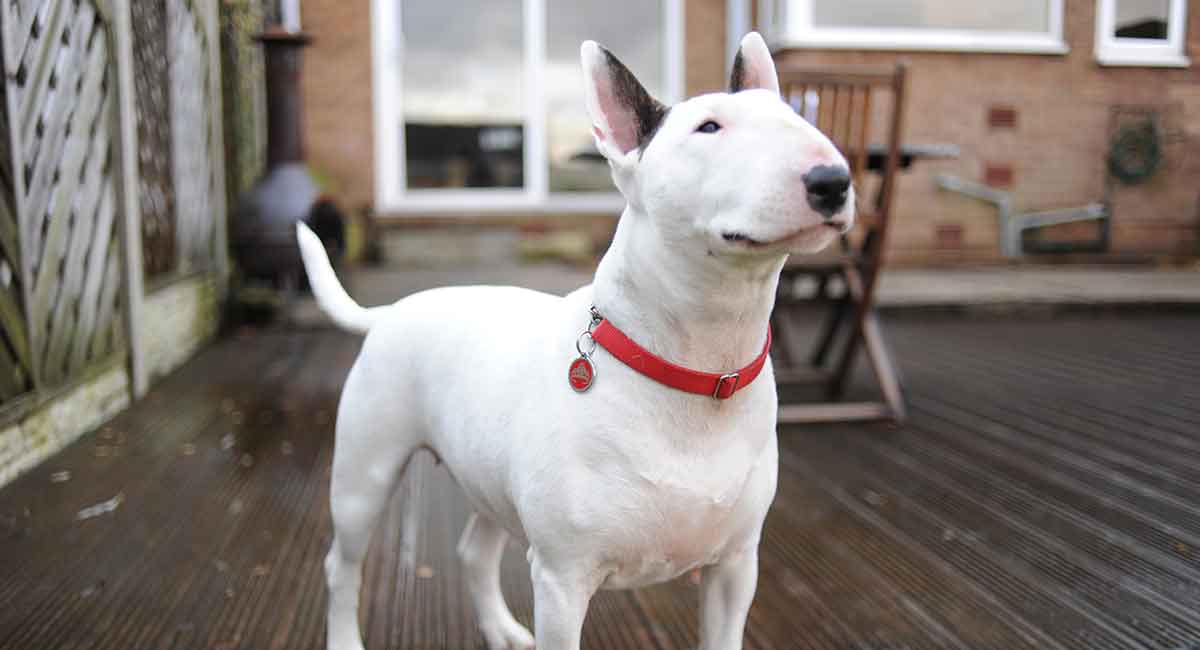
590;318;772;400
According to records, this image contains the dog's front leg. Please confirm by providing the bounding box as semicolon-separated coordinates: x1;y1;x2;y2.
529;552;601;650
698;548;759;650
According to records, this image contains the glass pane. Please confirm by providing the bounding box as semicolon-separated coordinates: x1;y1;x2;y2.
402;0;524;189
546;0;664;193
813;0;1050;32
1114;0;1169;39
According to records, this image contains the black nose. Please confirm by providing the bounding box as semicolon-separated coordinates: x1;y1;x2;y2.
803;165;851;217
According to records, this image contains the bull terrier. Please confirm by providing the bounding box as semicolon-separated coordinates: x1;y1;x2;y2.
298;32;853;650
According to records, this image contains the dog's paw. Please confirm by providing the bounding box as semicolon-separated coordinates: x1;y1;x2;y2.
481;616;534;650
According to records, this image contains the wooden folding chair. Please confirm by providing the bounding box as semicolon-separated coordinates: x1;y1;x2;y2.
772;63;909;424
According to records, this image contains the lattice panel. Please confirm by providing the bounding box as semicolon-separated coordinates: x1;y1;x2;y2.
169;0;217;274
0;71;32;401
1;0;125;394
132;0;177;278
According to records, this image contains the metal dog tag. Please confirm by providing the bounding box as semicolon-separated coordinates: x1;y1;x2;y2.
568;356;595;392
570;309;601;392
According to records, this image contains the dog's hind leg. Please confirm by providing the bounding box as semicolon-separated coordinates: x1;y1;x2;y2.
458;513;535;649
324;380;420;650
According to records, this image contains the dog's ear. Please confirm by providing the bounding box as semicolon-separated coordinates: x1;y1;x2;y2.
729;32;780;95
581;41;667;157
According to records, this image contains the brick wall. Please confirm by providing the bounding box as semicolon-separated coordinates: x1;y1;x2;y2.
296;1;1199;264
301;0;376;210
687;0;728;96
772;0;1200;264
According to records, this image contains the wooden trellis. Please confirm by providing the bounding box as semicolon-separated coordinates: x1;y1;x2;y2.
132;0;176;278
168;0;218;275
0;0;124;401
132;0;221;279
0;75;30;401
0;0;228;409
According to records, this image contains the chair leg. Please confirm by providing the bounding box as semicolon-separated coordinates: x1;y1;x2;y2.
827;265;870;400
810;296;849;368
771;307;807;369
827;307;866;400
772;311;792;371
862;312;906;422
828;264;905;423
814;274;829;300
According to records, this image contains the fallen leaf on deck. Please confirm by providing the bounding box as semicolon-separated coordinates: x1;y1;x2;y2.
76;493;124;521
80;581;105;598
416;565;435;579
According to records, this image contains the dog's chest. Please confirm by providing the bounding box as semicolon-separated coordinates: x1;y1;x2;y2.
600;486;748;588
584;427;774;589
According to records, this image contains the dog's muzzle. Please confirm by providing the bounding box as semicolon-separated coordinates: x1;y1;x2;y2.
803;164;851;218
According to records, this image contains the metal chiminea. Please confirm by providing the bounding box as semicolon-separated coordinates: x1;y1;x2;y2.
231;27;341;287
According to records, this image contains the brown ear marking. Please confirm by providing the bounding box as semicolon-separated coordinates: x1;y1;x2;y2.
601;47;668;152
730;48;747;92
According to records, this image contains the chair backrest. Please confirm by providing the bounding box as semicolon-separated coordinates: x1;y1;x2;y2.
777;64;908;229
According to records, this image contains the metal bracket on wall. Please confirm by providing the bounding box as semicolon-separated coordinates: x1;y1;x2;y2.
934;174;1109;259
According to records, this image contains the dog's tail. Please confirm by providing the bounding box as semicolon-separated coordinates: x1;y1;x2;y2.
296;222;382;335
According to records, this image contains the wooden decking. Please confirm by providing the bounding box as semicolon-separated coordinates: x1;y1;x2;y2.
2;315;1200;649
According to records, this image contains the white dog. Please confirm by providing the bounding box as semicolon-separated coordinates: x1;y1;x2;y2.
298;32;853;650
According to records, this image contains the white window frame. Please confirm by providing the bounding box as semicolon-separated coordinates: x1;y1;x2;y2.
1094;0;1189;67
758;0;1068;55
371;0;685;215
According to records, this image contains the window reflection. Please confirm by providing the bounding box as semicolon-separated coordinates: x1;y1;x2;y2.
1114;0;1169;39
405;124;524;189
546;0;665;192
402;0;524;189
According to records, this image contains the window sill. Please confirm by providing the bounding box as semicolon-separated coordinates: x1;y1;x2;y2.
769;30;1069;55
1095;50;1190;68
375;192;627;217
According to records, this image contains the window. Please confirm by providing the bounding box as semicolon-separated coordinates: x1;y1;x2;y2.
372;0;684;214
1095;0;1189;67
760;0;1067;54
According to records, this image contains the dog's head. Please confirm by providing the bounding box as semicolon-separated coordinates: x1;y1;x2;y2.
582;33;852;257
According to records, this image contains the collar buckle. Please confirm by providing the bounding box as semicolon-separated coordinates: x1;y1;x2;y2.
713;372;741;399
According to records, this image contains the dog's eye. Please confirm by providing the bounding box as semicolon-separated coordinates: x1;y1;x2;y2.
696;120;721;134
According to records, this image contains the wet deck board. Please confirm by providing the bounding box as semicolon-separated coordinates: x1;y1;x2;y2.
2;316;1199;649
